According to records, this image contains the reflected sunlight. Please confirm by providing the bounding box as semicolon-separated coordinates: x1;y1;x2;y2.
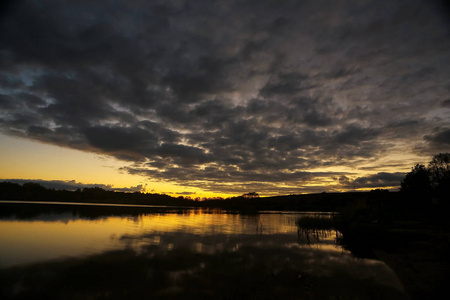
0;209;342;268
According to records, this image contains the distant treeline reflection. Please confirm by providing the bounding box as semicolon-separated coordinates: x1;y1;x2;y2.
0;202;194;220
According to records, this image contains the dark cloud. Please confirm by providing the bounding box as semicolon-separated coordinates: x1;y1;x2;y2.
84;126;158;160
335;172;405;190
0;94;14;110
259;73;312;98
333;125;381;146
113;184;146;193
0;0;449;194
352;172;405;188
426;128;450;145
0;179;145;193
424;128;450;153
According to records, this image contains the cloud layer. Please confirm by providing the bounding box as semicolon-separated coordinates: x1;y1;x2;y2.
0;179;145;193
1;0;449;194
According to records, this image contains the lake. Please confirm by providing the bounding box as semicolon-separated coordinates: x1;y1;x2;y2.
0;201;408;299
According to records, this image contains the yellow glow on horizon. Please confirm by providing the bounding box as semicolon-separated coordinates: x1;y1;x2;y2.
0;133;239;198
0;133;138;184
0;132;420;198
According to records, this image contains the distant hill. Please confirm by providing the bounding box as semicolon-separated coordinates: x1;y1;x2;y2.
0;181;401;212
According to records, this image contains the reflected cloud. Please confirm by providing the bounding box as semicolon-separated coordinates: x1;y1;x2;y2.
0;206;408;299
0;237;407;300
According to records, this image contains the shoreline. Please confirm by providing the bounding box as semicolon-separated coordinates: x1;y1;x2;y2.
346;220;450;300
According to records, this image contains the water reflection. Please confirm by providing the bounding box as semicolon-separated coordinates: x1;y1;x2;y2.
0;206;329;267
0;203;408;299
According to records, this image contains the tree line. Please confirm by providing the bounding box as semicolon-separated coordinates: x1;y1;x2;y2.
401;153;450;204
0;182;193;206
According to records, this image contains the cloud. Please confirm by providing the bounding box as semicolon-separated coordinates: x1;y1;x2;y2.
354;172;405;188
0;0;449;194
174;191;197;196
425;128;450;145
334;172;405;190
424;128;450;153
113;184;146;193
0;179;145;193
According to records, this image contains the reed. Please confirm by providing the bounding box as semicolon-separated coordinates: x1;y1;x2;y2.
295;215;339;231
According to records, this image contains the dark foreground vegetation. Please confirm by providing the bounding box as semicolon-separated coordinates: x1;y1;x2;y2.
296;202;450;300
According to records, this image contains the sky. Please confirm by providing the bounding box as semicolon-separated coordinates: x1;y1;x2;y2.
0;0;449;198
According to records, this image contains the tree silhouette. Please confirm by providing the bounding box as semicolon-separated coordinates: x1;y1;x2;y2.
428;153;450;201
401;164;432;203
401;153;450;204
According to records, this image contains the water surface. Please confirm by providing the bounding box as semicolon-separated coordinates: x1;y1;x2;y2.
0;202;407;299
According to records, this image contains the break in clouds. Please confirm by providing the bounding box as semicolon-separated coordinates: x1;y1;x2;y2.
0;0;449;194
